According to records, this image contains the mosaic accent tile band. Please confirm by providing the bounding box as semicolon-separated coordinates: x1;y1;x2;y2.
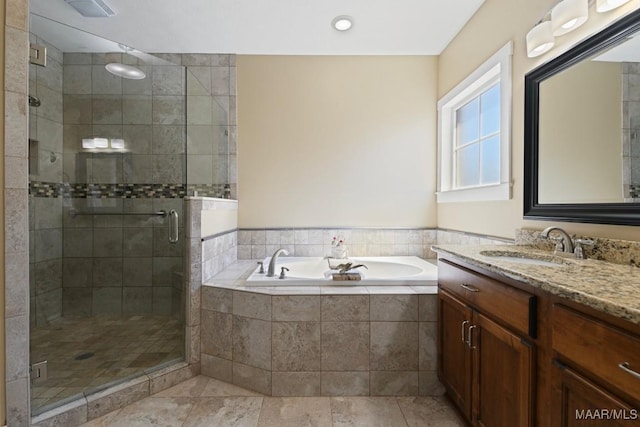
29;181;232;199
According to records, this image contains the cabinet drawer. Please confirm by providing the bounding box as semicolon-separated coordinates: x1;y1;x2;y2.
438;260;536;337
552;304;640;402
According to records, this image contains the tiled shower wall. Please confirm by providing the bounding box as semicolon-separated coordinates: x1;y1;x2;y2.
60;50;187;319
27;50;238;322
5;0;33;423
623;62;640;201
185;55;237;199
61;52;186;186
28;36;64;326
28;46;190;322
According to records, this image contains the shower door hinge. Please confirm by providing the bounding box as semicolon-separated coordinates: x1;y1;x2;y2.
29;44;47;67
30;361;48;383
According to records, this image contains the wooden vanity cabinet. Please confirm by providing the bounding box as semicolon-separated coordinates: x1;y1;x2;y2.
550;302;640;426
439;290;473;419
438;259;536;427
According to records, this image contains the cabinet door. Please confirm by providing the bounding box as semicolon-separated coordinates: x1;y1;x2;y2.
438;289;473;420
473;312;534;427
551;362;638;427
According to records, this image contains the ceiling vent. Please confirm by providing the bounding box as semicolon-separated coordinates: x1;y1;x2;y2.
64;0;117;17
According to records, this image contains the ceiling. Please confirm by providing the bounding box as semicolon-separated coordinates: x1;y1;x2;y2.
30;0;485;55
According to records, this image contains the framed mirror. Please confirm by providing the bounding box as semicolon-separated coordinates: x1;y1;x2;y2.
524;8;640;225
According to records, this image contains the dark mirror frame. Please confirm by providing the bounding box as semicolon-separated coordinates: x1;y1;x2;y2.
524;8;640;225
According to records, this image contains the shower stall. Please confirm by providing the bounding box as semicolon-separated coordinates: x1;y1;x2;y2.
27;13;234;415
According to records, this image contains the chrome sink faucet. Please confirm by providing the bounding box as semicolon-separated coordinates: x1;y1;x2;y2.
267;248;290;277
540;226;574;255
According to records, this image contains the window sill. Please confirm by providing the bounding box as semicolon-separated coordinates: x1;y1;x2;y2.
436;183;512;203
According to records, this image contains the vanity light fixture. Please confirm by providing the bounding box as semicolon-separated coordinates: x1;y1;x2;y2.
551;0;589;36
526;21;555;57
596;0;632;12
105;62;146;80
332;15;353;32
526;0;632;58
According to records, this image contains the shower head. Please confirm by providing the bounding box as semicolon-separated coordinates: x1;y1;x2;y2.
29;95;41;107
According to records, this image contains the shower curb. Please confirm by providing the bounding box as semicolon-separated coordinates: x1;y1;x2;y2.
30;362;199;427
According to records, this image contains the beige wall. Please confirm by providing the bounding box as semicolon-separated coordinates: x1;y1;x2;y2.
237;55;438;228
438;0;640;240
539;60;622;203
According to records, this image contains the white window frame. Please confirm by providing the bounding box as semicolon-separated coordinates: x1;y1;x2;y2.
437;41;513;203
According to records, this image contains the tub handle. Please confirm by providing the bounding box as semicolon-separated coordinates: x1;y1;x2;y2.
168;209;179;243
279;267;289;279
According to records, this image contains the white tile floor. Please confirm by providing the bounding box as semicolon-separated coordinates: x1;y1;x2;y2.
80;375;466;426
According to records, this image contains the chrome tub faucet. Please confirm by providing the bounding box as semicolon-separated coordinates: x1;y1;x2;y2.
267;248;290;277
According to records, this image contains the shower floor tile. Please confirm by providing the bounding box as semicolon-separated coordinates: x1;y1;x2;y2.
30;315;183;412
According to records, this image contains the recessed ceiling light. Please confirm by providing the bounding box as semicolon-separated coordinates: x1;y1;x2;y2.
332;15;353;32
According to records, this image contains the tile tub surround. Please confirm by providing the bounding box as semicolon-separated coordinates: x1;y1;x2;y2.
432;244;640;326
201;261;441;397
185;197;238;363
237;227;511;261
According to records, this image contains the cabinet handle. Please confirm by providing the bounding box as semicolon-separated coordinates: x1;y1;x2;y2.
461;320;469;343
618;362;640;380
468;325;477;349
460;283;479;292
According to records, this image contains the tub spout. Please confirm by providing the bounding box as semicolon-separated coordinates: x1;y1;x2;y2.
267;248;290;277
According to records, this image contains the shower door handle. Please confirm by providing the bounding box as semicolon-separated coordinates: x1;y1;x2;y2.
168;209;179;244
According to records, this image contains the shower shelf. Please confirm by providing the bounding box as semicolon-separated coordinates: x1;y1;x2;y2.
68;209;168;218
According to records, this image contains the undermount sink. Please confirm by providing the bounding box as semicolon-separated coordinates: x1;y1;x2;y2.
479;250;567;267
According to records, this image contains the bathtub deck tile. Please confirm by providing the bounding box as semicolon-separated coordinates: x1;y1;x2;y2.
365;286;417;294
319;286;370;295
262;286;322;295
411;285;438;294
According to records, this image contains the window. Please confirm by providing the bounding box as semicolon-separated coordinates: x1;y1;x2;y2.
437;42;513;203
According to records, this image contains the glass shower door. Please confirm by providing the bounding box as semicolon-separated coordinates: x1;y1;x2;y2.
28;13;186;414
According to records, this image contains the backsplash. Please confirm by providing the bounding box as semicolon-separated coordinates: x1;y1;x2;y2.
516;228;640;266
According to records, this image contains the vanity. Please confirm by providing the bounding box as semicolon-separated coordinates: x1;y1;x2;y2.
435;7;640;426
433;244;640;427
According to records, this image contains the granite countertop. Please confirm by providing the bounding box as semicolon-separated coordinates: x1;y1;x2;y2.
432;244;640;326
